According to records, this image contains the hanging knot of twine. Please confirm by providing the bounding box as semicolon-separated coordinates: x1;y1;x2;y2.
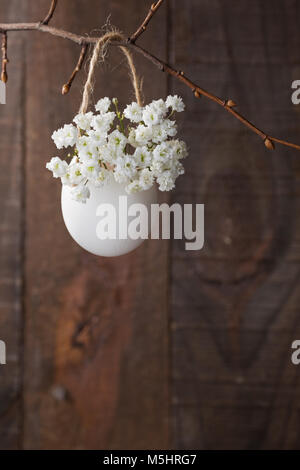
79;29;142;115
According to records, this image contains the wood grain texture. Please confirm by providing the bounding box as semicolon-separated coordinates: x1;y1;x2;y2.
22;0;169;449
0;0;27;450
170;0;300;450
2;0;300;451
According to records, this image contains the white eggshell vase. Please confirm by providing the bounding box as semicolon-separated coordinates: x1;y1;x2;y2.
61;176;157;257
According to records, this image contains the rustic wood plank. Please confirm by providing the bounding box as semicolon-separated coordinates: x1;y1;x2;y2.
0;0;27;450
170;0;300;449
23;0;169;449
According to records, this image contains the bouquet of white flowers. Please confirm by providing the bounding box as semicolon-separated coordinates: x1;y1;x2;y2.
46;95;188;203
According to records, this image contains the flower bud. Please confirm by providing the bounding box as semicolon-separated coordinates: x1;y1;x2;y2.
226;100;236;108
1;71;7;83
264;138;275;150
62;84;70;95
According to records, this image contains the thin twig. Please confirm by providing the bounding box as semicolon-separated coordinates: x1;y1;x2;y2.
0;23;91;45
62;44;88;95
1;31;8;83
130;0;165;43
42;0;58;25
0;7;300;152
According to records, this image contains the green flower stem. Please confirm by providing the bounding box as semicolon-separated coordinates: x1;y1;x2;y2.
113;98;126;135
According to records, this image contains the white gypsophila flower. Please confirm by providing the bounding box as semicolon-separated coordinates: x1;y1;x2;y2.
151;124;168;144
124;102;143;123
142;99;167;127
73;112;93;131
156;170;176;191
100;143;117;165
139;168;154;190
113;155;136;184
76;135;89;157
135;124;153;145
92;168;109;187
142;106;159;127
91;112;116;134
170;139;188;159
81;161;101;180
133;146;152;168
46;157;69;178
95;97;111;114
128;128;139;148
52;124;77;149
77;136;99;162
126;179;143;194
68;162;85;185
161;119;177;138
151;99;168;120
114;154;138;180
166;95;185;112
113;168;130;184
174;160;185;176
108;129;127;153
151;159;164;176
61;173;72;186
87;129;106;147
153;141;173;164
153;98;168;115
70;184;90;203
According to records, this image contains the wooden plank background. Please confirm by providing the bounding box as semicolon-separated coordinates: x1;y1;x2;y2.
1;0;300;449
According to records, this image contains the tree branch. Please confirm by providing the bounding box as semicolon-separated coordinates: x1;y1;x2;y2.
130;0;165;43
42;0;58;25
62;44;88;95
0;23;88;44
1;31;8;83
131;43;291;151
0;2;299;152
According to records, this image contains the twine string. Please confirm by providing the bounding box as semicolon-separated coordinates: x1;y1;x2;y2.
79;30;142;114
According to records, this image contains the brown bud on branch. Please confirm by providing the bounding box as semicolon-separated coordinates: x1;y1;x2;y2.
62;84;70;95
264;137;275;150
226;99;237;108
